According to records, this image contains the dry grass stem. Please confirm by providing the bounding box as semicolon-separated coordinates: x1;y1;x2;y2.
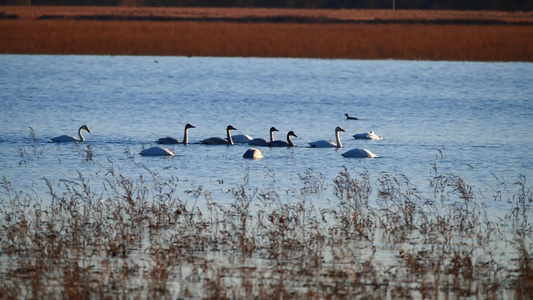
1;160;531;298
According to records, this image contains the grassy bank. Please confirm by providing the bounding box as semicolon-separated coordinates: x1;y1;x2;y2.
1;6;532;61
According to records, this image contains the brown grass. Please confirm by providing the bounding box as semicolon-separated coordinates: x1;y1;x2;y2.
1;6;532;61
1;159;532;299
3;6;532;23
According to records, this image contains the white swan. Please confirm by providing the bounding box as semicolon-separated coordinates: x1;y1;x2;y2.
139;146;174;157
231;134;253;144
243;148;264;159
268;131;297;147
249;127;279;146
353;131;383;140
309;126;345;148
51;125;90;142
341;148;378;158
200;125;237;145
156;123;195;145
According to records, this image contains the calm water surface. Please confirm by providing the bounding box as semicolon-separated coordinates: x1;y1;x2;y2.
0;55;531;210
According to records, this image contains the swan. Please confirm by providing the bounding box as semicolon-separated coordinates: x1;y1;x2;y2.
231;134;253;144
268;131;297;147
249;127;279;146
341;148;378;158
353;131;383;140
243;148;264;159
309;126;345;148
139;146;174;157
199;125;237;145
156;123;195;145
345;114;358;120
51;125;90;142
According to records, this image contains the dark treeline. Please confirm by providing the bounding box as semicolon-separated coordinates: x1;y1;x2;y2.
3;0;531;11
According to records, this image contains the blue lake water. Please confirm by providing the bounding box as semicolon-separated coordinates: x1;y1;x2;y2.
0;55;532;210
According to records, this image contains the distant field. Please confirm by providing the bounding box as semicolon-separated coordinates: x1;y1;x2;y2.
1;6;532;61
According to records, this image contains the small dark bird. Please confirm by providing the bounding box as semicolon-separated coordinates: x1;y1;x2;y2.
345;114;358;120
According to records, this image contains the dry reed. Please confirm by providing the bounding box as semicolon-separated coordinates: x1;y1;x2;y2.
0;6;532;61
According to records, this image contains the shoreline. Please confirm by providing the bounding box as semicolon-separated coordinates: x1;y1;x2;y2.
1;6;532;61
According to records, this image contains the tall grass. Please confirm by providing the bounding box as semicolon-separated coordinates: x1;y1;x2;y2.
1;160;531;298
1;18;531;61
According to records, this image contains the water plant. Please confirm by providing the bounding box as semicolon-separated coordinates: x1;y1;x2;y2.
0;161;532;298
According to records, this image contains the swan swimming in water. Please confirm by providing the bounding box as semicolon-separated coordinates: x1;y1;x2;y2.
51;125;90;142
243;148;264;159
231;134;253;144
200;125;237;145
139;146;174;157
249;127;279;146
353;131;383;140
341;148;378;158
345;114;358;120
268;131;297;147
156;123;195;145
309;126;345;148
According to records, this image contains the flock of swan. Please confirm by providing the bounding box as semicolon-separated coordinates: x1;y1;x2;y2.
50;122;382;159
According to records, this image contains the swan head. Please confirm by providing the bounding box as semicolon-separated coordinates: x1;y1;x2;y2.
227;125;237;131
335;126;345;133
288;131;297;138
345;114;349;117
80;125;90;133
185;124;196;129
270;127;279;132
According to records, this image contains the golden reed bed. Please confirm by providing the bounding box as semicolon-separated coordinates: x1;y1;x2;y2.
1;6;532;61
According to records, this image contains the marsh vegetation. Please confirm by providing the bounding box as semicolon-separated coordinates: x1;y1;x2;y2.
1;6;531;61
1;142;532;299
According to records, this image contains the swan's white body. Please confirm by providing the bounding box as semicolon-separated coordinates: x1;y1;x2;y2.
309;126;345;148
139;146;174;157
243;148;264;159
157;123;195;145
353;131;383;140
341;148;378;158
345;114;358;120
51;125;90;142
231;134;253;144
200;125;237;145
268;131;297;147
249;127;279;146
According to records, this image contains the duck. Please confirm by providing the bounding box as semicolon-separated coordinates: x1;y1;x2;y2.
353;131;383;140
341;148;378;158
309;126;345;148
249;127;279;146
156;123;195;145
199;125;237;145
51;125;90;142
268;131;297;147
139;146;174;157
231;134;254;144
243;148;264;159
345;114;358;120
